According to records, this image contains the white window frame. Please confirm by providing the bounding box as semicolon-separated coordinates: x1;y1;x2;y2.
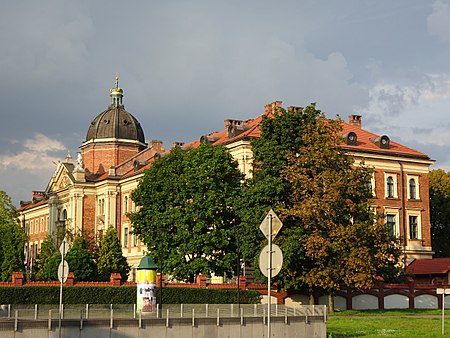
407;175;420;200
384;173;398;198
384;207;400;238
407;210;422;240
370;173;376;197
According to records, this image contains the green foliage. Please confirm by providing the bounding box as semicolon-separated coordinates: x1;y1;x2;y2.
0;191;26;281
238;106;319;268
34;236;57;281
130;144;243;280
96;227;130;282
429;169;450;258
241;105;400;293
0;286;260;304
65;235;97;282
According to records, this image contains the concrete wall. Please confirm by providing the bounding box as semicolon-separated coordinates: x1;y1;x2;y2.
0;316;327;338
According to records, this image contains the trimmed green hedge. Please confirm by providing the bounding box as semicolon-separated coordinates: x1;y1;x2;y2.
0;286;261;304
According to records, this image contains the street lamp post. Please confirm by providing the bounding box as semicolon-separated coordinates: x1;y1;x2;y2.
158;227;166;318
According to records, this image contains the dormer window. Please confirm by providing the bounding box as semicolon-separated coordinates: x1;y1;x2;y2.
343;132;357;145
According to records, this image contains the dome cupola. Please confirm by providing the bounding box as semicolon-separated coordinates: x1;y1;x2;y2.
84;74;146;145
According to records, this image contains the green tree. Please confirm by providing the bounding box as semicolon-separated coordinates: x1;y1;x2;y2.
238;106;320;269
241;105;400;308
34;235;57;281
0;191;26;281
65;235;97;282
429;169;450;257
130;144;243;281
97;227;130;282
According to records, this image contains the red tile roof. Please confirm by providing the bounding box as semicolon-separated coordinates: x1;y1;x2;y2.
406;258;450;275
185;108;431;160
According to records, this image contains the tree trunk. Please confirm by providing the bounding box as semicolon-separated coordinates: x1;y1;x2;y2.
328;292;335;314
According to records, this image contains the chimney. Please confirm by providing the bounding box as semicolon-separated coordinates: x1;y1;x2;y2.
264;101;282;115
287;106;303;113
349;115;362;128
32;191;45;203
150;140;164;151
172;141;185;148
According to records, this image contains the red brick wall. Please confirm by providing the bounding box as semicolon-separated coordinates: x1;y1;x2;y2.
83;195;96;234
82;143;142;175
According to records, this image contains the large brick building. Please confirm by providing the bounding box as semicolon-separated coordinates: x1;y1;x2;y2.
18;80;434;281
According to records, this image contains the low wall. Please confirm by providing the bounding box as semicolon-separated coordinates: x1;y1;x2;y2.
0;304;327;338
285;279;450;310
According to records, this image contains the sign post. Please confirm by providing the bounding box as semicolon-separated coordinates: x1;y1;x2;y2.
58;238;69;338
437;288;450;335
259;209;283;338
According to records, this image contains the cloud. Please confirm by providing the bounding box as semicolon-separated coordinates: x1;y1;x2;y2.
0;133;66;171
427;0;450;43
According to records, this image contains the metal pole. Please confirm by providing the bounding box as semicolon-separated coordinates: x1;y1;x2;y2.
159;259;163;318
58;241;65;338
268;214;272;338
442;292;445;336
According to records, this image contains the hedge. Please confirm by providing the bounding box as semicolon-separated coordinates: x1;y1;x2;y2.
0;286;261;304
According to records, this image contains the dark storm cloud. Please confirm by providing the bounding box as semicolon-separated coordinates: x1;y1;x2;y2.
2;0;450;205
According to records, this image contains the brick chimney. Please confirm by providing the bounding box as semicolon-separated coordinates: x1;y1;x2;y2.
287;106;302;113
264;101;282;115
150;140;164;151
349;115;362;128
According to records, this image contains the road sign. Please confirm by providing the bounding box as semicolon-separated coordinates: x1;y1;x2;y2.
259;209;283;240
59;238;68;257
58;260;69;283
259;244;283;277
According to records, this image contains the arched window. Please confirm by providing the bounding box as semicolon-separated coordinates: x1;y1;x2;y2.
387;176;394;198
409;178;416;199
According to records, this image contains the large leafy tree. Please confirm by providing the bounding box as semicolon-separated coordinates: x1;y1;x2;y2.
240;105;399;304
65;235;97;282
130;144;243;281
0;191;26;281
34;235;57;281
238;106;320;268
429;169;450;257
97;227;130;282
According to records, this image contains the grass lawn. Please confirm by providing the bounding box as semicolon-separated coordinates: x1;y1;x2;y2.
326;309;450;338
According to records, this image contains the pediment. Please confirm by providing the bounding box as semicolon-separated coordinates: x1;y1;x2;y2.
46;162;75;193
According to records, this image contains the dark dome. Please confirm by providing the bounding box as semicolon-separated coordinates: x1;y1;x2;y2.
85;107;145;144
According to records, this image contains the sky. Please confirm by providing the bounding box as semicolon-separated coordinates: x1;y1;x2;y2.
1;0;450;207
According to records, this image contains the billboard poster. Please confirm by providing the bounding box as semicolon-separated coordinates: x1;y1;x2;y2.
136;269;156;312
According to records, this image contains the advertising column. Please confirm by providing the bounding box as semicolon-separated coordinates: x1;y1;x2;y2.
136;256;157;313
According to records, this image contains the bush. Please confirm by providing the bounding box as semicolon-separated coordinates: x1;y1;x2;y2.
0;286;261;304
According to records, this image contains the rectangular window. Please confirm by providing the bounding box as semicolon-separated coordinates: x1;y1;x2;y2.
123;227;129;248
133;233;138;247
409;215;419;239
386;214;396;238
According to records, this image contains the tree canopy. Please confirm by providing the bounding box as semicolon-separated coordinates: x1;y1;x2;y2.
0;191;26;281
34;235;57;281
429;169;450;257
97;227;130;282
240;104;400;294
130;144;243;281
65;235;97;282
